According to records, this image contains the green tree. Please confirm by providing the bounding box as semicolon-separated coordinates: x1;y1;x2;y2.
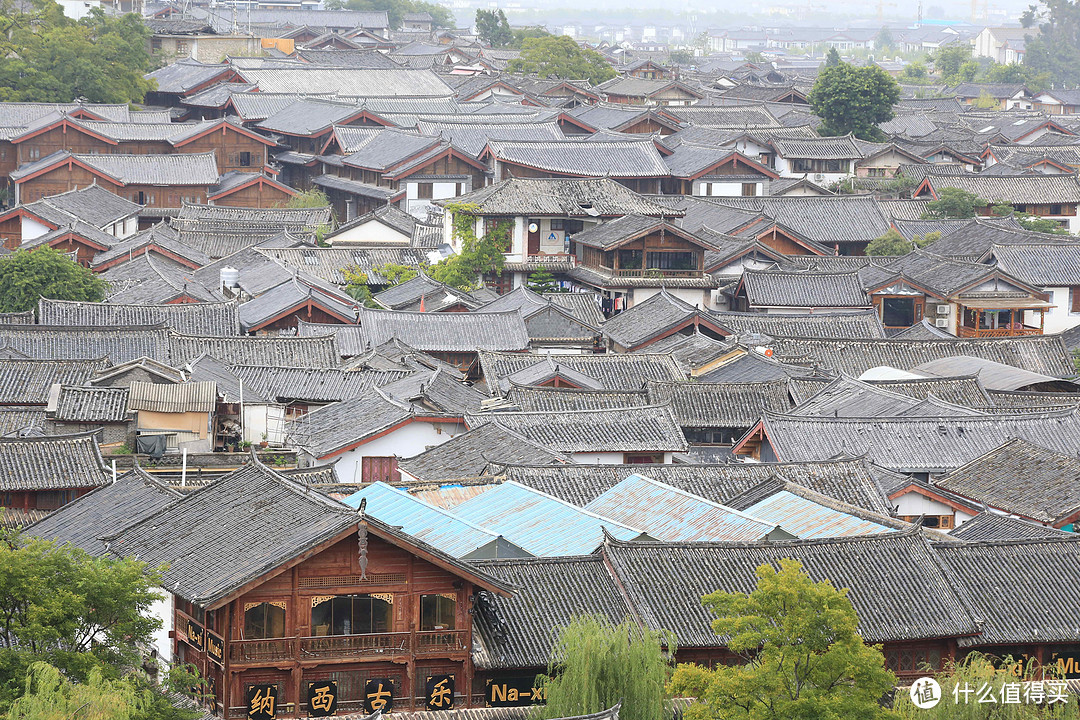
981;61;1051;91
476;9;512;47
669;49;695;64
745;51;765;63
914;231;942;247
874;27;894;52
0;249;107;313
284;188;331;209
507;36;616;84
509;26;552;48
922;187;982;218
373;262;419;286
669;559;896;720
537;615;675;720
526;268;560;293
1022;0;1080;88
429;203;511;290
5;662;198;720
825;47;841;66
0;3;154;104
898;61;930;83
344;0;454;29
930;45;972;84
971;89;1000;108
808;60;901;141
865;228;914;255
992;202;1071;235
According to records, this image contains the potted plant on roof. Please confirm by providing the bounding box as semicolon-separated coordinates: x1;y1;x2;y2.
259;432;269;449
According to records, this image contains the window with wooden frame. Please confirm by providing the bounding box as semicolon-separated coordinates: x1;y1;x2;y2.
1071;287;1080;314
419;594;456;631
741;182;757;196
624;452;664;464
243;601;287;639
416;183;433;200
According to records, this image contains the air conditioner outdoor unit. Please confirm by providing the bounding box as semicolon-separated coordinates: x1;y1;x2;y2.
936;305;949;315
935;318;949;328
814;173;825;182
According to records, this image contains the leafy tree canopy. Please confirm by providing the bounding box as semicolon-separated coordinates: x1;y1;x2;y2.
429;203;510;290
825;47;841;66
874;27;894;52
1022;0;1080;88
922;187;982;219
0;248;108;313
284;188;331;209
669;49;695;64
669;559;896;720
992;202;1072;235
866;228;914;256
536;615;675;720
930;45;973;84
808;60;900;141
507;36;616;84
897;61;929;84
341;0;454;29
0;1;154;104
981;61;1051;91
526;268;560;294
476;8;512;47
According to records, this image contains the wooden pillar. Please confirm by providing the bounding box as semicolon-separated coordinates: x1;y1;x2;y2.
222;601;232;718
290;567;301;717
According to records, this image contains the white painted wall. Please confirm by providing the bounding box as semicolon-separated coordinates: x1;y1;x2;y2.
331;220;411;246
242;404;286;445
892;489;976;526
630;286;715;310
150;595;173;667
1029;287;1080;334
329;419;467;484
21;216;52;242
572;451;675;463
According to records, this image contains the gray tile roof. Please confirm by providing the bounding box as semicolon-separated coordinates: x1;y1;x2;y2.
470;556;637;670
301;307;530;355
373;273;481;311
602;290;705;349
789;376;984;418
37;298;239;337
933;438;1080;524
767;334;1074;378
499;456;894;515
169;332;339;368
415;120;565;158
936;538;1080;647
104;461;360;606
712;196;892;246
787;373;992;408
144;60;232;94
102;254;218;305
0;325;170;363
237;67;454;97
921;173;1080;205
503;386;649;413
949;513;1072;541
230;364;405;404
740;269;870;308
398;421;569;483
380;368;488;415
285;389;414;459
50;385;131;423
18;152;221;186
258;246;430;286
20;184;140;229
987;242;1080;287
25;468;181;555
605;532;979;645
641;331;734;373
237;278;358;330
485;138;669;178
0;358;108;405
646;378;793;427
90;223;211;270
466;405;688;454
478;350;684;392
544;292;604;327
450;178;677;217
771;133;862;159
711;309;886;339
0;431;109;491
753;409;1080;473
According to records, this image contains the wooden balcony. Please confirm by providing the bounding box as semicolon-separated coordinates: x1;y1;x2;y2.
956;325;1043;338
613;268;703;278
228;629;468;664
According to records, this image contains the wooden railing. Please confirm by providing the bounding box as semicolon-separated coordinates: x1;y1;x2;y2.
614;268;703;278
229;637;296;663
956;325;1043;338
299;632;409;658
228;629;467;663
416;629;467;653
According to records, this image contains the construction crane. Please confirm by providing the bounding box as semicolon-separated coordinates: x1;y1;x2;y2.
878;0;897;21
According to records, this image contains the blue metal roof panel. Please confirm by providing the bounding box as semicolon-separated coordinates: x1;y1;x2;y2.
450;481;649;556
583;473;780;542
741;490;894;538
342;482;531;559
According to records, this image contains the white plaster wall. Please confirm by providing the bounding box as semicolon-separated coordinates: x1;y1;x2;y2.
331;220;410;246
21;216;52;241
150;594;173;667
330;420;466;484
1030;287;1080;334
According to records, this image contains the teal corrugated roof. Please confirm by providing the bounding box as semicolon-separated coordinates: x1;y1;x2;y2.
584;473;788;542
450;481;650;556
741;490;894;538
342;482;532;559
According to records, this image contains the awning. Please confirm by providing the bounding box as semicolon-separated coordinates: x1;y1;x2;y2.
959;298;1055;310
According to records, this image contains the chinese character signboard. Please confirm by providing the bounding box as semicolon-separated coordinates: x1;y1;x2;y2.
204;629;224;667
307;681;338;717
185;617;204;651
246;684;278;720
486;677;546;707
364;678;394;713
425;675;454;710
